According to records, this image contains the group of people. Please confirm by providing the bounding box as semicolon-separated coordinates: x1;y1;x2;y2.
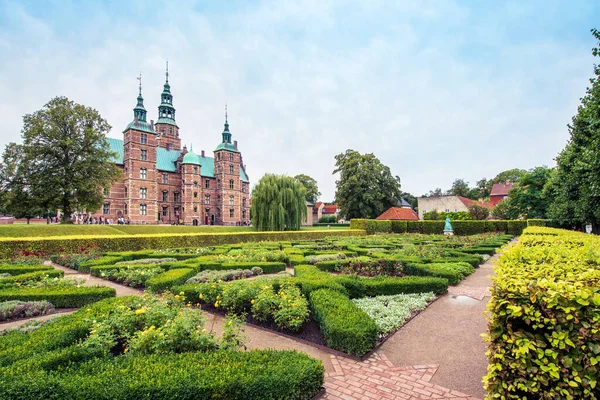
79;216;130;225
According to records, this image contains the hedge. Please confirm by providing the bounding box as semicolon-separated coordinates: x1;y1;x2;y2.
146;268;197;292
349;219;533;236
507;220;527;236
217;262;286;274
0;230;366;258
0;270;64;288
403;262;474;285
309;288;378;356
0;264;54;276
391;220;408;233
0;286;116;307
361;276;448;296
526;219;555;227
422;221;444;234
90;264;166;277
485;227;600;399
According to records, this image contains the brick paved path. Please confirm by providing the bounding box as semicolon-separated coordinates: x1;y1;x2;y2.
323;352;479;400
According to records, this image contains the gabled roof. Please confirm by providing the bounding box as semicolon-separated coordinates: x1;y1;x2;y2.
490;183;513;197
377;207;419;220
457;196;494;210
106;138;249;183
322;205;338;214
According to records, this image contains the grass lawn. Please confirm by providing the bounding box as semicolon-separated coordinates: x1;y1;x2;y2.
0;224;349;238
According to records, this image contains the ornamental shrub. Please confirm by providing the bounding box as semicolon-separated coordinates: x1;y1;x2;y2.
485;227;600;399
0;286;116;307
507;220;527;235
146;268;197;292
391;220;407;233
403;262;474;285
0;264;53;276
309;288;378;356
0;300;54;322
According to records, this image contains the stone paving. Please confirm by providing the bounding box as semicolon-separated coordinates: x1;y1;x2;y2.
323;352;479;400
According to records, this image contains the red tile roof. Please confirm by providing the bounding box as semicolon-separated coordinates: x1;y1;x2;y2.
322;205;338;214
315;202;323;209
376;207;419;220
490;183;513;197
457;196;495;210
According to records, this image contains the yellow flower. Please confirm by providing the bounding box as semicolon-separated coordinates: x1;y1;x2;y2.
228;321;232;326
135;308;145;315
251;299;255;304
179;291;185;296
124;348;128;353
214;302;219;308
199;293;203;299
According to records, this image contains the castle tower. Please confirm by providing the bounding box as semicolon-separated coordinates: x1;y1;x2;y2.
213;107;244;225
181;145;203;225
123;75;158;224
155;62;181;151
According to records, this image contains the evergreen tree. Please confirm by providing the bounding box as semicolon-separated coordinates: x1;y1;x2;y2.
251;174;307;231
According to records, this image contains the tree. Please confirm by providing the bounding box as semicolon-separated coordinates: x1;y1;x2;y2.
447;179;471;198
491;198;514;220
293;174;321;204
251;174;306;231
9;97;121;223
492;168;527;185
468;204;490;220
506;166;554;219
547;29;600;232
423;188;444;198
423;210;440;220
333;150;402;219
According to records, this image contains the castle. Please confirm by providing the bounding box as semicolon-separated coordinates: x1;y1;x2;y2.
92;67;251;225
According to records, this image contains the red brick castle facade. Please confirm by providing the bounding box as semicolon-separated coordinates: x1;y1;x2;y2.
93;69;250;225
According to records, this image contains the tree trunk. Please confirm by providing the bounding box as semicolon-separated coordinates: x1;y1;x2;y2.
26;217;30;225
62;195;70;224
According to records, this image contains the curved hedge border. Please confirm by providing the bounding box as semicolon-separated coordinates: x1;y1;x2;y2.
0;286;116;308
350;219;531;235
146;268;196;293
0;230;365;258
485;227;600;399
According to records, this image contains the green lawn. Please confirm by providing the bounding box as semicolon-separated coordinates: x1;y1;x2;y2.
0;224;349;238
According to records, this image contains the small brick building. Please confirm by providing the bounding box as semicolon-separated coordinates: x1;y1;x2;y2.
92;69;250;225
489;183;513;206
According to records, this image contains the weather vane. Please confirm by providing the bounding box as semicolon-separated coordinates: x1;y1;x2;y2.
225;104;228;123
137;72;142;95
166;60;169;83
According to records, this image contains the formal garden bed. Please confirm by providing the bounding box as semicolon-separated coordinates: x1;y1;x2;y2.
60;232;513;357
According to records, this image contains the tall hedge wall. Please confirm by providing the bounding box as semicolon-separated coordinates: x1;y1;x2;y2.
0;230;365;258
349;219;528;235
485;227;600;399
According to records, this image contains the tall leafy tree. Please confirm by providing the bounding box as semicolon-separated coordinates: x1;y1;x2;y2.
447;178;471;197
547;29;600;232
492;168;527;185
468;204;490;220
423;188;444;198
251;174;307;231
10;97;121;222
333;149;401;219
506;166;554;219
293;174;321;204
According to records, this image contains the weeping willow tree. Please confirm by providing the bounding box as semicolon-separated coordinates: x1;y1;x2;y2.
251;174;307;231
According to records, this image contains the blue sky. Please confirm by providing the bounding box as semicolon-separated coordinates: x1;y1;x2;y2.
0;0;598;200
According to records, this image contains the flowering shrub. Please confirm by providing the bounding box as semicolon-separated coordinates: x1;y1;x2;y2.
10;249;47;265
81;293;245;356
213;249;289;264
100;266;164;288
251;283;309;331
155;247;212;255
186;267;263;284
0;300;54;322
339;258;403;277
115;258;177;265
49;244;101;269
304;253;347;264
352;292;436;335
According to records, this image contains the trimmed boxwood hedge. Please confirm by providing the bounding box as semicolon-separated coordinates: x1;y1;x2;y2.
361;276;448;296
220;262;286;274
0;286;116;307
404;262;474;285
0;230;365;258
350;218;531;236
309;288;378;356
0;270;64;288
146;268;196;292
0;264;54;276
90;264;166;277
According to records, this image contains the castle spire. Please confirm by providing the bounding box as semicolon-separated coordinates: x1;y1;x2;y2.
222;105;232;143
157;62;177;126
133;73;147;122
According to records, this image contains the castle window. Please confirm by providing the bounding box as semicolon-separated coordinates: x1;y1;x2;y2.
174;207;179;217
205;179;210;189
140;187;147;199
102;203;110;215
174;192;180;203
217;165;221;173
194;166;198;174
103;187;109;197
140;168;147;179
242;210;246;219
140;134;147;144
229;165;234;174
124;186;128;198
162;206;169;217
217;179;220;189
162;191;168;202
193;206;198;212
140;149;147;161
162;173;168;184
229;153;234;161
169;127;173;135
194;181;198;188
242;184;245;193
205;194;210;205
140;204;147;216
229;180;234;190
217;153;221;161
167;143;172;150
242;198;246;207
124;204;128;215
229;195;234;205
229;209;234;218
194;192;198;198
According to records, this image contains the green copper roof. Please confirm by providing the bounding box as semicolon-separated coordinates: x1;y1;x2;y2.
182;150;201;165
122;120;155;134
108;137;124;164
156;118;178;127
215;142;239;153
105;138;248;183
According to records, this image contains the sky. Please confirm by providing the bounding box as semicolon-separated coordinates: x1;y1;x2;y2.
0;0;598;201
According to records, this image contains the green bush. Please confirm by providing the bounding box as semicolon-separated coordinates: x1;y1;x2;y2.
146;268;196;292
0;286;116;307
390;220;407;233
89;264;166;277
288;254;306;266
406;221;423;233
507;220;527;236
309;288;378;356
404;262;474;285
0;349;324;400
0;264;53;276
526;219;554;227
485;227;600;399
220;262;286;274
349;219;367;230
422;221;444;234
451;221;486;235
0;270;64;287
362;276;448;296
485;220;509;233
